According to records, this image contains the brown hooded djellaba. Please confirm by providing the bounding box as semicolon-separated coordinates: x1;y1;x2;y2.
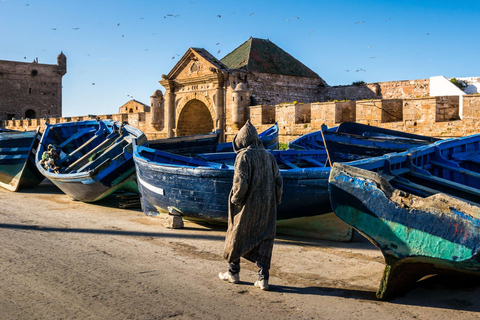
223;121;283;267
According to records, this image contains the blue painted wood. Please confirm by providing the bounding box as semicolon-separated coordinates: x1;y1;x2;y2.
35;120;147;202
328;133;480;299
0;129;44;191
148;130;221;156
288;122;438;165
134;147;332;222
216;123;279;152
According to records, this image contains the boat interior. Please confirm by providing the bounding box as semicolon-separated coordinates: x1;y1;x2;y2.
42;121;134;174
357;137;480;206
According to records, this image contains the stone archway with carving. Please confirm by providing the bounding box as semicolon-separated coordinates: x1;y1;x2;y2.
176;99;214;136
175;92;217;136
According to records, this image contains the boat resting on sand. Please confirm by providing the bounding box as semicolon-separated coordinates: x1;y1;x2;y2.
328;133;480;300
35;119;147;202
133;147;353;241
0;129;44;191
216;123;279;152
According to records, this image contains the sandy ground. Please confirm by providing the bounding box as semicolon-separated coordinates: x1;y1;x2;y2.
1;181;480;320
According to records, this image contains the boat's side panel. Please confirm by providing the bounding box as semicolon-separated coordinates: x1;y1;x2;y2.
135;156;333;221
323;131;431;163
0;131;44;191
149;130;220;155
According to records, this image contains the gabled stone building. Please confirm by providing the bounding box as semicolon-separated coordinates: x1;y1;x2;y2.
118;99;150;114
155;37;327;141
0;53;66;121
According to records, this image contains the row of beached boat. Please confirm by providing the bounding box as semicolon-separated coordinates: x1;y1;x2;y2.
1;119;479;300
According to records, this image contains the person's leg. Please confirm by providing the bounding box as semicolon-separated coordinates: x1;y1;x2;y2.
256;261;269;280
219;259;240;283
254;261;270;290
228;259;241;275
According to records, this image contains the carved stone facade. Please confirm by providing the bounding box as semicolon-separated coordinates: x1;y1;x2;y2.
0;53;66;121
156;38;326;142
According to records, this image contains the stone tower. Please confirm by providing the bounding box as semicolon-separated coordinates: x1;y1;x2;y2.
57;52;67;76
231;83;250;129
150;89;164;128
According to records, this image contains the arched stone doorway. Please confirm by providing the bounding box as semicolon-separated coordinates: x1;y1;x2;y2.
25;109;36;119
176;99;214;136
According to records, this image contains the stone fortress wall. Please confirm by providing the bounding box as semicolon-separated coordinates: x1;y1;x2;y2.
0;53;66;121
5;90;480;144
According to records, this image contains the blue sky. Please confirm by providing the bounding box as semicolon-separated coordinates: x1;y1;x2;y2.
1;0;478;117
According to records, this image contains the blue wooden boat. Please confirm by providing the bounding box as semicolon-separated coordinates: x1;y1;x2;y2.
148;130;221;156
216;123;279;152
289;122;439;165
0;129;44;191
328;133;480;300
133;147;353;241
35;119;147;202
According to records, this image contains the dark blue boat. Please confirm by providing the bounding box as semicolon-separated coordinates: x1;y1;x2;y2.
216;123;279;152
148;130;221;156
328;133;480;300
289;122;438;165
35;119;147;202
0;129;44;191
133;147;353;241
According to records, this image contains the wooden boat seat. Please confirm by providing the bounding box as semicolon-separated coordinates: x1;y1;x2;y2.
76;138;129;173
59;134;108;168
58;128;96;150
409;170;480;199
430;160;480;180
63;133;122;173
302;157;326;167
451;152;480;165
277;157;299;169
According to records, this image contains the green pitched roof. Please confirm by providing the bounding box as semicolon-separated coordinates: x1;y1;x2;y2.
220;37;320;78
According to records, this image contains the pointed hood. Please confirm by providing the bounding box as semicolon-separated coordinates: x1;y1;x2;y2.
232;120;263;153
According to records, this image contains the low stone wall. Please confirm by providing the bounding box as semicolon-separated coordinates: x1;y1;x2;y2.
4;94;480;144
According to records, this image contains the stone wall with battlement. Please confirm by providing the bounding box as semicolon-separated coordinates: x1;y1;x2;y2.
0;54;66;122
5;94;480;144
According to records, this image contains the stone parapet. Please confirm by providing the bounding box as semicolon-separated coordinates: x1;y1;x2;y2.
5;94;480;143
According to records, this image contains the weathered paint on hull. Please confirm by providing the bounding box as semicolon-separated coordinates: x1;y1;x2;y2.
329;163;480;300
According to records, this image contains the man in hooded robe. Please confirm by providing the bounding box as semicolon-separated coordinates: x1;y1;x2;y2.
219;120;283;290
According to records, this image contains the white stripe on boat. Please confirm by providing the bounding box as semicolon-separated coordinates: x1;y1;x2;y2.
138;177;165;196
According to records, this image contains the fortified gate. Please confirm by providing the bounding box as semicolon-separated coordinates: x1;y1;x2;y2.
153;38;326;142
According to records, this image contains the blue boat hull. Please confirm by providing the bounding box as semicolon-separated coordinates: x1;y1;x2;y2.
0;130;44;191
148;130;220;156
217;123;279;152
36;120;147;202
328;133;480;299
135;156;331;221
133;147;354;241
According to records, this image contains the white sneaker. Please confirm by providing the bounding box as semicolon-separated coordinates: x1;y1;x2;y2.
254;279;269;291
218;271;240;284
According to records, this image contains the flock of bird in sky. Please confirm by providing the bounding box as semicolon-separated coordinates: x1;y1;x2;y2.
14;1;435;92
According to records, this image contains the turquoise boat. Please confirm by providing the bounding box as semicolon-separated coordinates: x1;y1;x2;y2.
328;133;480;300
0;129;44;191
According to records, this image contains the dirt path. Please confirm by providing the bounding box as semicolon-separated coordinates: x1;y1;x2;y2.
1;181;479;319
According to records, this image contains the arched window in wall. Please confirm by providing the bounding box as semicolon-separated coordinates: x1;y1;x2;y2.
25;109;36;119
